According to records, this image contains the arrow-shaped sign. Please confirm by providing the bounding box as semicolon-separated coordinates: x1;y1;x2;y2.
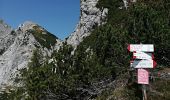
133;51;154;59
131;60;157;68
127;44;154;52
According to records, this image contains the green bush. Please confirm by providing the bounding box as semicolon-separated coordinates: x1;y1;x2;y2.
28;26;58;49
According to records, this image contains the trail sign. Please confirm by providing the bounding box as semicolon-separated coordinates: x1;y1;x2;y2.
128;44;155;100
127;44;154;52
138;69;149;84
133;51;154;59
131;60;157;68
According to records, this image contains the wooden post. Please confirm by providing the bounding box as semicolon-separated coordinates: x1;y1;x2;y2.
142;84;147;100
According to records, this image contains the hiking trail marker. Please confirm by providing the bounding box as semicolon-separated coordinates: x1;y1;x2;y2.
127;44;154;52
133;51;154;59
138;69;149;84
128;44;157;100
131;59;157;68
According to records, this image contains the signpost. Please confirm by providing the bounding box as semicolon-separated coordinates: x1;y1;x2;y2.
137;69;148;100
133;51;154;59
127;44;154;52
131;60;157;68
128;44;156;100
138;69;149;84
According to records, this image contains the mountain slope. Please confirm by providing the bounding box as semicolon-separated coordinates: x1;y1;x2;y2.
1;0;170;100
66;0;108;47
0;21;61;88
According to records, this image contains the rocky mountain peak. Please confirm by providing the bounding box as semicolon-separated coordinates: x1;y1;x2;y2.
0;20;13;35
66;0;108;47
0;0;108;90
0;20;61;88
18;21;39;32
23;21;37;26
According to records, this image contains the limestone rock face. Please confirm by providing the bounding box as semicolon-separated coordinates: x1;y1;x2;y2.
0;0;108;88
0;21;61;88
0;21;13;55
66;0;108;47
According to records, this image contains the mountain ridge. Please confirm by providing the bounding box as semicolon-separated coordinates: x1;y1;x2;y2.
66;0;108;47
0;0;105;88
0;20;62;88
0;0;170;99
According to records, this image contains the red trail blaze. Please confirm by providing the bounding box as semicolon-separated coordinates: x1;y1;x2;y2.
127;44;130;51
153;60;157;68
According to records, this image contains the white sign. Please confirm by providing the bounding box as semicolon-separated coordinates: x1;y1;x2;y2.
128;44;154;52
133;51;154;59
131;59;157;68
138;69;149;84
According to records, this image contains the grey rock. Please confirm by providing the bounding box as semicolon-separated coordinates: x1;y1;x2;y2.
0;21;61;88
0;0;108;89
66;0;108;47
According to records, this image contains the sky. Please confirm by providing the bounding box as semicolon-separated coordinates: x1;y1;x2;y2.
0;0;80;40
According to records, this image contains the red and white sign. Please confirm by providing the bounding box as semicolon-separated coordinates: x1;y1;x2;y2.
127;44;154;52
128;44;156;85
133;51;154;59
138;69;149;84
131;60;157;68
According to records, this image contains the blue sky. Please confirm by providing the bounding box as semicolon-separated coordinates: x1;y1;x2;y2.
0;0;80;40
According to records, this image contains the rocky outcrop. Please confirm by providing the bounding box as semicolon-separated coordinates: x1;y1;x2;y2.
66;0;108;47
0;21;14;55
0;21;61;88
0;0;108;88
